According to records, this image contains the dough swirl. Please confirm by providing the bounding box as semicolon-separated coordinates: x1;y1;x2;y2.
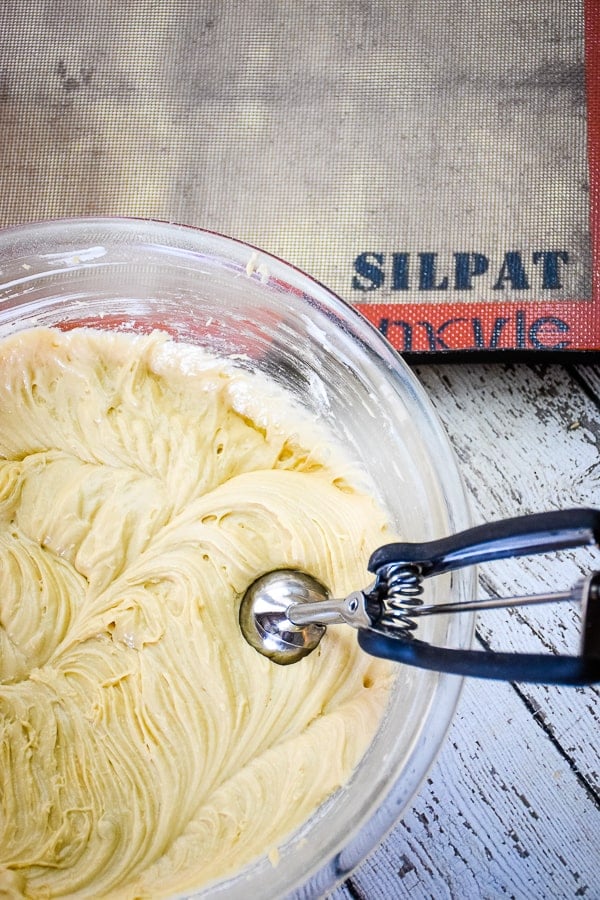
0;328;394;898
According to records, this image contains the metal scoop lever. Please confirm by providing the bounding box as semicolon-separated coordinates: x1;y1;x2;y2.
396;584;582;618
288;582;583;626
239;508;600;683
286;591;371;628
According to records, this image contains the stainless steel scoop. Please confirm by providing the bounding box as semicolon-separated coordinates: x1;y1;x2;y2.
239;508;600;684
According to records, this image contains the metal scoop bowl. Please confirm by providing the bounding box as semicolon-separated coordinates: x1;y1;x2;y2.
239;569;372;665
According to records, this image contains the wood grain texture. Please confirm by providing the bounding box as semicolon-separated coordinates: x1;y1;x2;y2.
332;677;599;900
328;361;600;900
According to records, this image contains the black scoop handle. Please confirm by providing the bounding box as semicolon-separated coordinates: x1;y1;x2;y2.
362;509;600;684
369;508;600;577
358;630;600;685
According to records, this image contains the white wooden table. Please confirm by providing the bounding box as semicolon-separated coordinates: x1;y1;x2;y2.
330;359;600;900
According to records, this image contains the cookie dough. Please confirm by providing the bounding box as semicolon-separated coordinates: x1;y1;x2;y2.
0;327;394;898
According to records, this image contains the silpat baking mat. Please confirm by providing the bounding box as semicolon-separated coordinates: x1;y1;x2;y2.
0;0;598;356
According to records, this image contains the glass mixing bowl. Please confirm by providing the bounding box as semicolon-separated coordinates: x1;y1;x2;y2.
0;218;475;898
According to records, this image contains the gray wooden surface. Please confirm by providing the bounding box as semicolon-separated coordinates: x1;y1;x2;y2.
330;360;600;900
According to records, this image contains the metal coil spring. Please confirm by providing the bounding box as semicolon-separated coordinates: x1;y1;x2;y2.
375;562;425;637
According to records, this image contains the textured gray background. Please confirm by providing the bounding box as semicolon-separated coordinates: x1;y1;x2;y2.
0;0;590;303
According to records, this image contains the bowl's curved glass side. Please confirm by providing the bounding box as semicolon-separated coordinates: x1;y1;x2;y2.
0;218;474;900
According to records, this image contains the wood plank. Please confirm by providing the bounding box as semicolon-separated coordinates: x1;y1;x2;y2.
414;362;600;789
329;673;600;899
413;361;600;517
569;363;600;401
